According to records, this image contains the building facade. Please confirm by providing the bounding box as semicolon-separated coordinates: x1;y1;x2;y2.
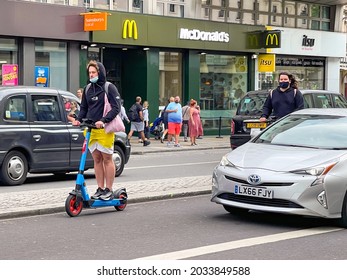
1;0;347;135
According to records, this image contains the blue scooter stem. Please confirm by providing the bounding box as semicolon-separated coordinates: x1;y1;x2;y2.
75;127;92;200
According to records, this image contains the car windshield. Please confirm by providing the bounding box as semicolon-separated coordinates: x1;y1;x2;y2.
254;114;347;149
238;93;266;116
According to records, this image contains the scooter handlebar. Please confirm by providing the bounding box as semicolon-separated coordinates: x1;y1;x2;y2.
80;119;97;129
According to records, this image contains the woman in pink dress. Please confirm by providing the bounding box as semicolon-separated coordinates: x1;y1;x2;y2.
188;99;203;145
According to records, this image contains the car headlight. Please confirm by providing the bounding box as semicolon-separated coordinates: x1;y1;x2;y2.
291;161;338;187
291;161;337;176
219;155;235;167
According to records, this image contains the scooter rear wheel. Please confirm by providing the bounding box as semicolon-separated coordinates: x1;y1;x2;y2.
115;192;127;211
65;194;83;217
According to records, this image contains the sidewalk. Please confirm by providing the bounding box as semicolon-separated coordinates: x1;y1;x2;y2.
129;135;229;155
0;136;230;219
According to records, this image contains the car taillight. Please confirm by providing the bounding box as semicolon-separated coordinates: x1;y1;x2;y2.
231;120;235;134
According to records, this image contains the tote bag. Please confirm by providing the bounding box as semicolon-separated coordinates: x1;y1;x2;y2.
103;93;125;133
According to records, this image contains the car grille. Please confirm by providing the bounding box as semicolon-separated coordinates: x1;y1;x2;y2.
225;175;293;187
217;193;303;208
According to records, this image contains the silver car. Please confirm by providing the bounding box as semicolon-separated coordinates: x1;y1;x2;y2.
212;108;347;227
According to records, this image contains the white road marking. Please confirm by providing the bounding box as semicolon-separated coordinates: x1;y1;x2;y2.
125;161;219;170
135;227;343;260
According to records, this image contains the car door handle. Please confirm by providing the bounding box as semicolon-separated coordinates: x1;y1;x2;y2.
33;135;41;142
71;134;79;141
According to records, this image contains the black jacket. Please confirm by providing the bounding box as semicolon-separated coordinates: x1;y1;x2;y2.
261;87;304;119
77;62;121;124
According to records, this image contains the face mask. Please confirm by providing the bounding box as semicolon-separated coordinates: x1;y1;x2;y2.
90;76;98;83
279;82;289;89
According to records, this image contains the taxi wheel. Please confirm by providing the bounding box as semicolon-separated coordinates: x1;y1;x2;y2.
0;151;28;186
223;205;249;215
113;145;125;177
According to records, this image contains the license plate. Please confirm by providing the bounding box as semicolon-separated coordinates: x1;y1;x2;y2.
246;122;267;129
234;185;273;199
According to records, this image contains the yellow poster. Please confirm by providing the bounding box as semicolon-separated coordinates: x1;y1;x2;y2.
258;54;276;72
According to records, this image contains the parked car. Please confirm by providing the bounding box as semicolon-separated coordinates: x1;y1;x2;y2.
230;89;347;149
0;86;131;186
213;108;347;227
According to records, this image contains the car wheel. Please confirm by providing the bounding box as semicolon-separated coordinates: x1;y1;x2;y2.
113;145;125;177
223;205;249;215
339;193;347;228
0;151;28;186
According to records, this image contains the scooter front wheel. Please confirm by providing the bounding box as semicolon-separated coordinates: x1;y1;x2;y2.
65;194;83;217
114;191;127;211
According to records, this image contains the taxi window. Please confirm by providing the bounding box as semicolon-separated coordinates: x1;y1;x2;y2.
238;95;265;116
303;94;313;108
313;94;333;108
4;96;27;121
333;95;347;108
32;95;61;121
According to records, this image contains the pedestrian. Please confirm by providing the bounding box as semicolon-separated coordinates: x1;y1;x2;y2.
142;101;150;140
181;101;190;142
119;99;130;124
73;60;121;200
127;96;150;146
76;88;83;102
138;100;149;142
188;99;203;146
260;72;304;122
160;96;174;143
166;95;182;147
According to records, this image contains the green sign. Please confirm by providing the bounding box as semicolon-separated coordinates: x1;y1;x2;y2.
246;30;281;49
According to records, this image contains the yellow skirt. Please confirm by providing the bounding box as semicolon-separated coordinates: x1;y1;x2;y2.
84;128;115;149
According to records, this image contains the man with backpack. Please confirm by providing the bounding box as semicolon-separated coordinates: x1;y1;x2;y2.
127;96;150;146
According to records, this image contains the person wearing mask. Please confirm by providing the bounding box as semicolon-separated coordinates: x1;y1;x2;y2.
260;72;304;122
73;60;121;200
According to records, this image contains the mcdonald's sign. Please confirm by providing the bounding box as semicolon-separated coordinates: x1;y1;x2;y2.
264;30;281;48
246;32;261;49
122;19;138;40
246;30;281;49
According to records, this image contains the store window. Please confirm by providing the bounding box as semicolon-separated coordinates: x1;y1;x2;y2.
35;40;67;90
258;57;325;90
200;54;248;130
200;54;248;111
159;52;182;106
0;38;18;85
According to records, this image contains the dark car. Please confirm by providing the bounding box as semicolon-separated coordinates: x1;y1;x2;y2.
0;86;131;186
230;89;347;149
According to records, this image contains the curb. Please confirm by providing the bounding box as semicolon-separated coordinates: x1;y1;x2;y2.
131;145;229;155
0;189;212;220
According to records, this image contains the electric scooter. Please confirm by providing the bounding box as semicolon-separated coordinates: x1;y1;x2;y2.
65;119;127;217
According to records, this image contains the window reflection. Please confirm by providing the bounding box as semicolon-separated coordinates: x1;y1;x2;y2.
200;54;248;111
159;52;182;106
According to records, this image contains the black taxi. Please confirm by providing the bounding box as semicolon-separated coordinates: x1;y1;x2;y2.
0;86;130;186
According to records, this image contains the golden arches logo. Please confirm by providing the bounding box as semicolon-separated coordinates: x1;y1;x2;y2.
265;33;279;47
247;34;259;48
122;19;138;39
